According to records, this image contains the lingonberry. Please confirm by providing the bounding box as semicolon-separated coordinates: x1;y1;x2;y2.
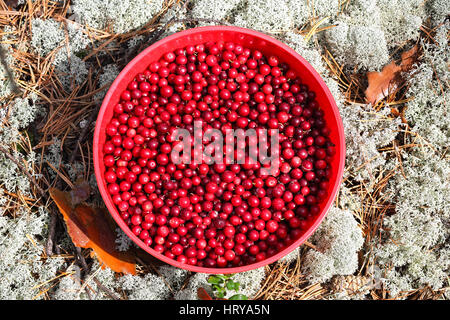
102;41;334;268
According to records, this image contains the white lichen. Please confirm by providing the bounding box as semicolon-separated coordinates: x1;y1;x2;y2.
44;137;62;176
53;265;83;300
0;43;16;100
0;94;38;147
278;246;301;264
403;22;449;150
0;207;66;299
30;18;66;58
2;0;449;301
55;55;89;90
0;151;38;194
31;18;90;90
233;0;293;33
86;262;123;299
158;265;189;292
376;150;450;297
0;93;40;195
115;227;133;252
190;0;242;23
299;0;340;20
119;272;171;300
126;35;145;50
65;161;85;182
324;21;389;71
425;0;450;26
94;63;120;101
339;103;401;184
72;0;165;34
280;31;327;75
31;18;90;63
323;0;429;70
376;0;424;46
302;207;364;283
156;2;188;38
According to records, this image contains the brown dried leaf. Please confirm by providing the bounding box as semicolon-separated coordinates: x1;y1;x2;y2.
197;287;214;300
49;186;136;275
196;287;230;300
365;45;419;105
5;0;19;9
69;180;91;206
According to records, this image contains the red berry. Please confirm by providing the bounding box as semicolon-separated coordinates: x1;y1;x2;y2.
102;41;334;268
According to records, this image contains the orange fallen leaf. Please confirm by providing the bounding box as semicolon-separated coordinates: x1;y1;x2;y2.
365;45;419;105
50;186;136;275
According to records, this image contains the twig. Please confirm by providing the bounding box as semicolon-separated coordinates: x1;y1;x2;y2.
135;256;176;296
74;247;90;275
303;240;324;253
74;243;121;300
0;44;20;95
93;277;122;300
0;145;46;197
45;212;57;256
67;103;99;164
0;143;60;256
73;246;93;300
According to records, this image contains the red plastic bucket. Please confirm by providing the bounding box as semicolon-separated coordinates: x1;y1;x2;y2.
93;26;345;274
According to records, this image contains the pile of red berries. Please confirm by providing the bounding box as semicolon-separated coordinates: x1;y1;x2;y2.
102;41;335;268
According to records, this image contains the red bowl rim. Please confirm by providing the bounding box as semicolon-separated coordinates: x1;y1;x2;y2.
93;26;346;274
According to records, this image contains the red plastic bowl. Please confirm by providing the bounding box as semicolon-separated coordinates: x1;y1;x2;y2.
93;26;345;274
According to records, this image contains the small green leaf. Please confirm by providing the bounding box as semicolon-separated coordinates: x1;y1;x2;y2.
208;276;223;285
233;282;240;291
226;281;235;290
229;294;248;300
216;291;225;299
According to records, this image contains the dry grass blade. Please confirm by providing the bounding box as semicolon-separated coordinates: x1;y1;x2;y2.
322;49;366;103
254;247;329;300
304;16;330;43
